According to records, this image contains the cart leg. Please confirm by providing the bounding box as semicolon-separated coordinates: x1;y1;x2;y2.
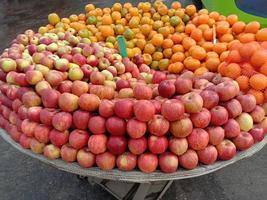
156;180;173;200
132;183;151;200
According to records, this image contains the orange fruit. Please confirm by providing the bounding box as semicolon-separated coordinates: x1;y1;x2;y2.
171;1;181;10
232;21;246;35
168;62;184;73
240;62;257;77
129;7;139;16
209;11;220;21
198;14;209;25
143;53;152;65
203;28;213;41
111;11;121;21
112;3;122;11
225;49;242;63
248;89;264;104
172;44;184;53
190;28;203;42
102;15;113;25
206;52;219;58
190;46;206;60
205;57;220;71
220;51;230;62
256;28;267;42
171;34;183;44
228;40;242;50
249;74;267;90
239;33;255;43
224;63;241;79
236;75;249;91
244;21;260;34
185;5;196;16
218;62;227;75
198;9;209;15
226;14;238;26
264;89;267;101
202;42;214;52
182;37;196;50
152;51;163;61
194;67;209;76
213;43;227;55
162;39;174;49
144;43;156;54
99;25;114;37
85;4;95;12
163;48;173;58
261;41;267;49
250;49;267;68
259;63;267;76
151;34;164;47
184;56;201;71
171;52;185;63
239;42;259;60
220;33;234;43
185;24;196;35
69;14;79;22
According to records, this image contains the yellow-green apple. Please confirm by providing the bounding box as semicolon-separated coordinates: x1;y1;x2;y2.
236;113;253;131
30;138;45;154
43;144;61;159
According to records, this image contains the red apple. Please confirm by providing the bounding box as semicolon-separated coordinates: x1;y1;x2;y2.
134;100;155;122
158;80;175;98
169;137;188;156
206;126;225;146
40;108;58;126
71;80;89;97
88;134;107;154
77;148;95;168
96;152;116;170
58;92;79;112
249;125;265;143
216;81;238;101
45;70;63;87
197;145;218;165
78;93;100;112
210;106;228;126
19;134;32;149
22;91;41;107
128;136;147;155
174;78;193;95
52;112;72;131
170;117;193;138
178;149;198;170
190;108;211;128
58;80;72;93
88;116;106;135
114;99;133;119
90;71;105;85
138;153;158;173
181;92;203;113
118;88;134;98
107;136;127;155
87;55;99;67
237;94;256;113
116;152;137;171
99;100;114;118
233;131;254;150
161;99;185;121
72;110;90;130
34;124;51;143
224;99;242;118
133;84;153;100
12;99;22;113
25;70;43;85
152;71;167;84
69;129;89;150
49;129;69;147
116;79;130;90
187;128;209;150
21;119;38;137
148;114;169;136
106;116;126;136
262;102;267;115
126;118;147;139
216;139;236;160
61;144;77;162
9;125;22;142
43;144;61;159
260;117;267;132
148;135;168;154
27;106;42;123
250;106;265;123
223;119;240;138
159;152;179;173
200;90;219;109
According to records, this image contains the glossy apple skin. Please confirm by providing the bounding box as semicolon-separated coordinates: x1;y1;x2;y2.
88;116;106;135
128;136;147;155
210;106;229;126
69;129;89;150
175;78;193;94
187;128;209;151
138;153;158;173
158;80;175;98
216;139;237;160
232;131;254;151
223;119;241;138
178;149;198;170
206;126;225;146
148;135;168;154
96;152;116;171
249;125;265;143
181;92;203;113
106;116;126;136
114;99;133;119
77;148;95;168
159;152;179;173
126;118;147;139
224;99;242;118
72;110;90;130
116;152;137;171
99;100;114;118
250;106;265;123
169;137;188;156
88;134;107;155
61;144;78;162
133;84;153;100
133;100;155;122
200;90;219;109
34;124;51;144
49;129;69;147
43;144;61;160
107;136;127;155
161;99;185;121
170;117;193;138
190;108;211;128
197;145;218;165
236;94;256;113
148;114;169;136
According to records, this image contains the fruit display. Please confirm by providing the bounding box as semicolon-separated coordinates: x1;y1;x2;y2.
0;1;266;174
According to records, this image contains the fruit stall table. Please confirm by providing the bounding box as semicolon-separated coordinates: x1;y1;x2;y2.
1;129;266;200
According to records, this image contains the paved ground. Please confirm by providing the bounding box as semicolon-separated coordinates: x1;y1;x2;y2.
0;1;267;200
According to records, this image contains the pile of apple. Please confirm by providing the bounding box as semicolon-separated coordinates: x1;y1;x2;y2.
0;29;266;174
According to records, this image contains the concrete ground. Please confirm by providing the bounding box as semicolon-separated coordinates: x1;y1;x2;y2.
0;1;267;200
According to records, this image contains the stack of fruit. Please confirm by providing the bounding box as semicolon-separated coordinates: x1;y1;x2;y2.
0;23;266;173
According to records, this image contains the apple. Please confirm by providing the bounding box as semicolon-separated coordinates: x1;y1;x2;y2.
99;100;114;118
30;138;45;154
17;105;28;120
216;139;236;160
61;144;77;162
116;152;137;171
69;129;89;150
194;78;210;90
159;152;179;173
41;88;60;108
210;106;229;126
40;108;58;126
77;148;95;168
22;91;41;107
88;116;106;135
138;153;158;173
206;126;225;146
68;66;84;81
90;71;105;85
249;125;265;142
178;149;198;170
71;110;90;130
127;134;147;155
58;80;73;93
114;99;133;119
49;129;69;147
224;99;242;118
78;93;100;111
134;100;155;122
147;114;169;137
9;125;22;142
45;70;63;87
34;124;51;143
43;144;61;159
9;111;18;125
260;117;267;132
237;94;256;113
262;102;267;115
118;88;134;98
236;113;253;132
161;99;185;121
88;134;107;154
148;135;168;154
87;55;99;67
126;118;147;139
197;145;218;165
96;152;116;171
158;80;175;98
133;84;153;100
0;58;17;72
233;131;254;151
250;106;265;123
170;117;193;138
152;71;167;84
71;80;89;96
106;116;126;136
181;92;203;113
21;119;38;137
216;81;238;101
52;112;72;131
190;108;211;128
187;128;209;151
107;136;127;155
174;78;193;94
35;80;51;95
151;99;162;114
54;58;69;71
58;92;79;112
25;70;43;85
169;137;188;156
200;90;219;109
19;134;32;149
81;64;93;78
116;79;130;91
223;119;241;138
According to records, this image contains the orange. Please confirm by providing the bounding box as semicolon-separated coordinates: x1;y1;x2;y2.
198;24;210;32
85;4;95;12
172;44;184;53
144;43;156;54
202;42;214;52
98;25;114;37
190;46;206;60
206;52;219;58
256;28;267;42
70;22;86;32
248;89;264;104
213;43;227;55
69;14;79;22
240;62;257;77
264;89;267;101
239;42;260;61
151;34;164;47
171;34;183;44
112;3;122;11
218;62;227;75
168;62;184;73
171;52;185;63
224;63;241;79
220;51;230;62
143;53;152;65
182;37;196;50
209;11;220;21
232;21;246;35
220;33;234;43
140;24;152;36
171;1;181;10
198;14;209;25
236;75;249;91
158;26;171;38
184;56;201;71
250;50;267;68
102;15;113;25
226;49;242;63
239;33;255;43
259;63;267;76
194;67;209;76
135;39;146;50
152;51;163;61
226;14;238;26
261;41;267;49
162;39;174;49
103;8;111;14
185;5;196;16
228;40;242;50
216;22;230;35
244;21;260;34
203;28;213;41
190;28;203;42
158;5;168;16
129;7;139;16
163;48;173;58
249;74;267;90
111;11;121;21
205;57;220;71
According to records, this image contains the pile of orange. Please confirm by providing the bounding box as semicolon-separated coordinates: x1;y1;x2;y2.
42;0;267;102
